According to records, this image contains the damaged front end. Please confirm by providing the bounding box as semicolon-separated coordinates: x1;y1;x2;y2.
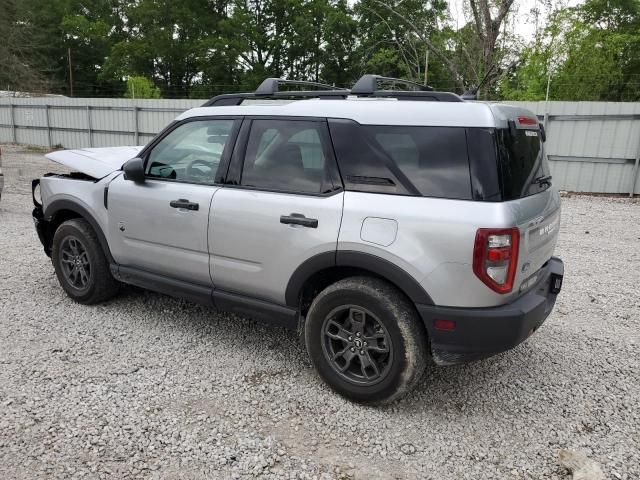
32;178;53;257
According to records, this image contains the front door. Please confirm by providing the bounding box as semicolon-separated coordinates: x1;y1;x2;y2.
209;118;344;305
108;118;240;285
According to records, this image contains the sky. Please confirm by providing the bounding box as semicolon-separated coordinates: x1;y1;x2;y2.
448;0;585;41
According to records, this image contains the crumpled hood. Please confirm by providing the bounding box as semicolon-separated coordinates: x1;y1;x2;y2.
45;146;144;179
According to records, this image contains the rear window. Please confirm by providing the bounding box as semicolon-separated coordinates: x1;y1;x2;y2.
329;119;472;199
496;127;551;200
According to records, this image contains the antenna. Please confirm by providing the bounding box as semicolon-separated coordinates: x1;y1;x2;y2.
461;64;496;100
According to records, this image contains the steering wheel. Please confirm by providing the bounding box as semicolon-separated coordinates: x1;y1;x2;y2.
183;144;212;153
186;158;213;179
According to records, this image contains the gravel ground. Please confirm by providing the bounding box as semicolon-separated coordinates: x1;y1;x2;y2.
0;144;638;480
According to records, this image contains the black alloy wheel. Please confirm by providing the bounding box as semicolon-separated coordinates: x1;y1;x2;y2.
59;235;91;291
321;305;393;386
52;218;120;304
305;276;428;405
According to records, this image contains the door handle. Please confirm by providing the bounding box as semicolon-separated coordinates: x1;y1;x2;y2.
280;213;318;228
170;199;199;211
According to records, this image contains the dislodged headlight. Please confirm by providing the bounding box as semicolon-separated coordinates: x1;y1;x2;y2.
32;179;42;207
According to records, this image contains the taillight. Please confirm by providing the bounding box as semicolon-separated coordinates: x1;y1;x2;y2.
516;115;538;126
473;228;520;293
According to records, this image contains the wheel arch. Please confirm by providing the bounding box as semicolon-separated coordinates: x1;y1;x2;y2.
44;199;114;264
285;250;434;315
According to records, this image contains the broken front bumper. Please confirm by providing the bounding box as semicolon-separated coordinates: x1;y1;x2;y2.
32;179;52;257
33;206;52;257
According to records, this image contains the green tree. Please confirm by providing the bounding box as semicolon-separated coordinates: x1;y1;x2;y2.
124;76;161;98
103;0;227;97
20;0;125;96
353;0;519;96
218;0;357;89
316;0;357;86
0;0;48;92
354;0;452;87
499;0;640;101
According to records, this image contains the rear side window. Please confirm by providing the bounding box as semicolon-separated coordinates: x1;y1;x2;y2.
496;127;551;200
240;119;335;194
329;119;472;199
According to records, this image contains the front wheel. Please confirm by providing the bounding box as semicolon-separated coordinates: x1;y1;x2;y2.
52;218;120;304
305;276;428;405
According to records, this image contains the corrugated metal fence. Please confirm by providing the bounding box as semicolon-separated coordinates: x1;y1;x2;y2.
0;98;202;150
1;97;639;195
508;101;640;196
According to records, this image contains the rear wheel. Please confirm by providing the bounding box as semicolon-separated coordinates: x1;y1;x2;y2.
52;218;119;304
305;276;428;405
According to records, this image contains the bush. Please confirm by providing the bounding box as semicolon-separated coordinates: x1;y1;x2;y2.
124;76;161;99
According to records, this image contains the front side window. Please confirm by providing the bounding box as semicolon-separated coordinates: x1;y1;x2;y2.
146;119;235;184
240;119;334;194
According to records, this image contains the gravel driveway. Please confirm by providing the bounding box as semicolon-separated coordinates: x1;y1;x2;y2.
0;144;638;480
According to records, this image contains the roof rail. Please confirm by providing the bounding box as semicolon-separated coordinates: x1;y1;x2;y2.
202;78;349;107
351;74;433;94
255;77;347;95
201;74;463;107
371;90;463;102
202;90;349;107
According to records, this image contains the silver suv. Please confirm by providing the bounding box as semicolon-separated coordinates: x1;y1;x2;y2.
32;76;564;404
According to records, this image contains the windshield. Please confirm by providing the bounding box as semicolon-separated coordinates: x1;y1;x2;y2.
496;127;551;200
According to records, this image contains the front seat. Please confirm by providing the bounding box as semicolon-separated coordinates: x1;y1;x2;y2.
263;144;310;190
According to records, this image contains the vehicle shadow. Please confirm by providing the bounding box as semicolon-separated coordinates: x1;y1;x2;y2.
109;285;578;417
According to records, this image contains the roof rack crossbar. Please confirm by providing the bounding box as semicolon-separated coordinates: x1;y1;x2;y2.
351;74;434;95
255;78;347;95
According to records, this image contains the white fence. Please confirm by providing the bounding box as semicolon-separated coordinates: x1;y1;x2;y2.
1;97;639;195
0;98;202;149
507;101;640;196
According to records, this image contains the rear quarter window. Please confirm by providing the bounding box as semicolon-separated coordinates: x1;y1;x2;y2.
329;119;472;199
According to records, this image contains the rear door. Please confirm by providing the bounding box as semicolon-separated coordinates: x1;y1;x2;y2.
107;117;240;285
494;117;561;290
209;117;344;305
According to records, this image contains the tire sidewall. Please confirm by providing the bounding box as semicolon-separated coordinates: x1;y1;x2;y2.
305;284;411;403
52;222;101;303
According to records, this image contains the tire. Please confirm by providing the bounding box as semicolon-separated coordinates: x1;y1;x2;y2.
51;218;120;304
304;276;428;405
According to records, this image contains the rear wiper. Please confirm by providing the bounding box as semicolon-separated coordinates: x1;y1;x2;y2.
534;175;552;187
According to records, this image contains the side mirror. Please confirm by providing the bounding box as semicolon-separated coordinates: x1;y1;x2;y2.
123;157;145;183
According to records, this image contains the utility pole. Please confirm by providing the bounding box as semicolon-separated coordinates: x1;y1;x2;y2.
545;72;551;102
424;48;429;86
67;48;74;97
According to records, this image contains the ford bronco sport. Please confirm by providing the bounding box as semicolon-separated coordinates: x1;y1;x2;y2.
32;76;564;404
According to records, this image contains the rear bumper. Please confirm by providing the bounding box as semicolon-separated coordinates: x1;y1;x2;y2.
418;257;564;365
